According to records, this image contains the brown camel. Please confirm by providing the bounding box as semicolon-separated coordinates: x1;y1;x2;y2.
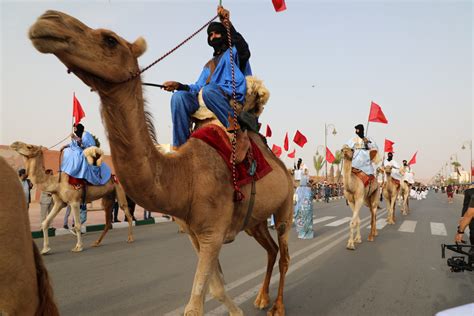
0;156;59;315
380;166;400;225
10;141;134;254
29;10;294;316
399;180;410;215
341;145;379;250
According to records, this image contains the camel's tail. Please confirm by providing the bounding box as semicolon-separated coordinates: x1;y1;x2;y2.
32;241;60;316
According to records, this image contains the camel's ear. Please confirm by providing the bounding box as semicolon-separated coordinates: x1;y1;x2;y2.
131;37;147;58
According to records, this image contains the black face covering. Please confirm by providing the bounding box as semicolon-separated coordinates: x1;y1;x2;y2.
403;161;408;166
354;124;365;138
74;123;84;138
207;22;227;53
387;153;393;161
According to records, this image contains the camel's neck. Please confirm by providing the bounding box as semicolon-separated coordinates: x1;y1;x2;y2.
25;153;58;192
342;157;353;188
98;79;187;216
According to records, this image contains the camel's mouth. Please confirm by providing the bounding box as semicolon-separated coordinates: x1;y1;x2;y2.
29;23;70;54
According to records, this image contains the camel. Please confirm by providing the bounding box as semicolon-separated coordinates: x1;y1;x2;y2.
399;180;410;215
0;156;59;315
10;141;134;254
29;10;294;316
380;166;400;225
341;145;379;250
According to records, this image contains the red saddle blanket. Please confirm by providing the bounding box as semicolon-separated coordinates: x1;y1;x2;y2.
191;125;273;187
351;168;375;187
68;174;117;189
391;178;400;188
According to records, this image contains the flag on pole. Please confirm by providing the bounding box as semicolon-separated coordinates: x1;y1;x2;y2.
384;139;395;153
293;130;307;148
368;101;388;124
73;93;85;125
272;0;287;12
408;151;418;166
288;149;296;158
272;144;282;157
265;124;272;137
326;147;335;164
283;132;289;151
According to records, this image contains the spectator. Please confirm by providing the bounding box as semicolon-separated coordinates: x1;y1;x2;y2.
144;209;152;220
294;170;314;239
324;182;331;203
39;169;54;230
18;168;33;210
446;184;454;203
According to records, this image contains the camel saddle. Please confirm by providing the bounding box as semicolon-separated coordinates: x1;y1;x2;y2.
68;174;118;190
351;167;375;187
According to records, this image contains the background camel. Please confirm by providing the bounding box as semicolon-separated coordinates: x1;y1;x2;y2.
10;141;134;254
29;10;294;316
342;145;379;250
0;156;59;315
380;165;400;225
399;180;410;215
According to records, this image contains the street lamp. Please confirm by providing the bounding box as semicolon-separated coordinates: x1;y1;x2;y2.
324;123;337;180
461;140;472;182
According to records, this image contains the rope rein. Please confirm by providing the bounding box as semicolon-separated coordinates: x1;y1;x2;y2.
48;134;71;150
121;15;219;84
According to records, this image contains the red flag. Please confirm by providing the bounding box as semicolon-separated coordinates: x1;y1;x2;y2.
272;144;282;157
272;0;287;12
265;124;272;137
326;147;335;164
408;151;417;166
288;149;296;158
368;101;388;124
384;139;395;153
293;130;307;148
283;132;289;151
73;93;85;125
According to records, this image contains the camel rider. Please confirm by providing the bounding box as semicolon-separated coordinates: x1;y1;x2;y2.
346;124;378;176
400;160;415;185
162;6;252;148
384;152;402;181
60;123;111;186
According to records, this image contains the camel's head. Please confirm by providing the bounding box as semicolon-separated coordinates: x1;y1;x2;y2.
341;145;353;160
29;10;147;90
383;165;393;175
10;141;44;158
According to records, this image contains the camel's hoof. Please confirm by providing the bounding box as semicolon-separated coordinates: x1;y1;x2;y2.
41;247;51;255
368;236;374;242
346;242;355;250
267;302;285;316
91;241;100;247
354;237;362;244
254;291;270;309
127;237;134;243
229;309;244;316
183;310;200;316
71;246;83;252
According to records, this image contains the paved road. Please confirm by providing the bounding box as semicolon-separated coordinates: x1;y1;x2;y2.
37;193;474;315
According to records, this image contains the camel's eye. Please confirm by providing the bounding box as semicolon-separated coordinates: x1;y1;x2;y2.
104;35;118;48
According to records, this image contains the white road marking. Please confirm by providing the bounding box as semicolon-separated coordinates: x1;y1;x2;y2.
367;218;388;230
430;222;447;236
325;217;352;227
164;210;387;316
398;220;417;233
312;216;336;224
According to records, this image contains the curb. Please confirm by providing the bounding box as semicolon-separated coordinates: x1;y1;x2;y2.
31;216;172;239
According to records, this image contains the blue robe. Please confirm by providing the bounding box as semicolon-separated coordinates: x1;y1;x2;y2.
61;131;111;185
346;136;378;175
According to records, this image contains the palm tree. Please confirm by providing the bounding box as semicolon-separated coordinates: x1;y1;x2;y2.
313;154;325;177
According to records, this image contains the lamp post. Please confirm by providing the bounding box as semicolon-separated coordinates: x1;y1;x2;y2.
462;140;472;182
324;123;337;180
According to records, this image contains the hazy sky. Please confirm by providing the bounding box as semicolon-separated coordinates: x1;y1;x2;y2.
1;0;472;182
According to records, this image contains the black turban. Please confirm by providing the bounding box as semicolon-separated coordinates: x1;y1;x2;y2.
207;22;227;49
354;124;365;138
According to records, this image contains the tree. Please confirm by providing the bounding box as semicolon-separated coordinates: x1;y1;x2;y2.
313;154;324;177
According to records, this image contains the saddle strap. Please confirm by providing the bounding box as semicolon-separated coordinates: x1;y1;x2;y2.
241;176;256;231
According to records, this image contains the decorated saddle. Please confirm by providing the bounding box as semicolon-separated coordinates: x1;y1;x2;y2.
351;167;376;187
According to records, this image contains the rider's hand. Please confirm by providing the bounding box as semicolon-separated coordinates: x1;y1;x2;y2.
162;81;180;92
218;6;230;22
455;232;465;243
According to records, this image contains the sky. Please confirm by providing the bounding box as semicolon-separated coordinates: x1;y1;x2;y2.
1;0;472;182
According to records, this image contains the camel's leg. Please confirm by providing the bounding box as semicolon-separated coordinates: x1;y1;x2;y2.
115;184;134;243
70;202;83;252
184;236;223;316
40;200;65;254
390;195;397;223
92;196;114;247
368;195;378;241
347;199;362;250
267;214;291;316
187;231;243;316
247;221;278;310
